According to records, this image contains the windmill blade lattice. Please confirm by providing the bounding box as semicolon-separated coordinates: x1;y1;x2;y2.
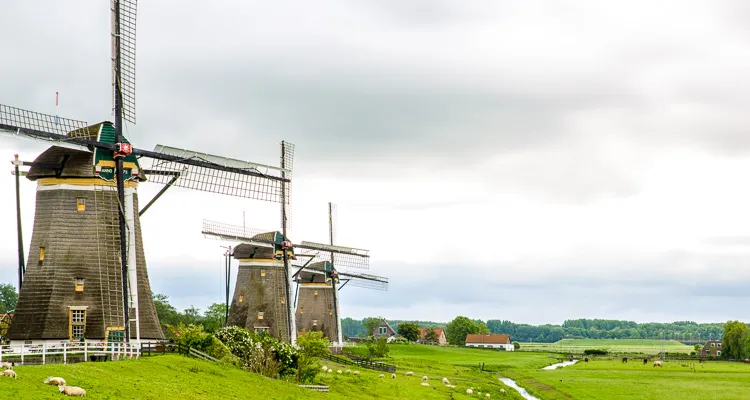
114;0;138;124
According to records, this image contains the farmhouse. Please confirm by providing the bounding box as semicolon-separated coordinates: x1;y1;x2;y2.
699;340;722;357
372;319;397;339
418;328;447;346
465;333;514;351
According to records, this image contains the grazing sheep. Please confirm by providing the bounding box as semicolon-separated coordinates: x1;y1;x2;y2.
1;369;17;379
45;376;67;386
0;362;12;370
654;360;663;367
442;377;450;385
405;371;414;376
337;370;342;374
744;359;749;364
486;394;491;398
422;375;428;381
322;366;328;372
466;388;473;395
345;369;352;374
327;369;333;374
391;373;396;379
353;371;360;376
59;385;86;397
421;382;430;387
378;374;385;378
500;389;506;394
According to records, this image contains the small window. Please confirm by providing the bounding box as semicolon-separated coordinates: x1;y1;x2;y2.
711;343;716;347
238;295;244;303
329;310;333;316
72;325;84;339
280;298;285;305
717;351;721;356
300;307;304;314
718;343;722;348
255;327;269;334
312;319;318;326
39;247;45;261
75;278;84;292
314;291;318;296
260;270;266;277
258;311;264;320
379;327;387;335
76;198;86;211
70;309;86;341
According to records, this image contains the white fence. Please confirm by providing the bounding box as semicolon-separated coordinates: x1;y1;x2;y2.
0;341;142;365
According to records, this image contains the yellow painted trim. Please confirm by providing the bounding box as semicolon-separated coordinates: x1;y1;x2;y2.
300;283;331;288
237;258;283;264
37;178;138;188
97;160;137;169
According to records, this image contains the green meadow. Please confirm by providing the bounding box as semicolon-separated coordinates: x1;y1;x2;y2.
0;343;748;399
519;338;694;355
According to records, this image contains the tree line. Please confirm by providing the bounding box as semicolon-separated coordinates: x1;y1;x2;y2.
342;317;725;343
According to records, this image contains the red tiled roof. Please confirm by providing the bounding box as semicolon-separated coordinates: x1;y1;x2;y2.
418;328;445;338
465;333;511;344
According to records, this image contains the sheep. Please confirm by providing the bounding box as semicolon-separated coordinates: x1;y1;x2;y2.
391;373;396;379
486;394;491;398
337;370;342;374
345;369;352;374
59;385;87;397
421;382;430;387
442;377;450;385
45;376;67;386
1;369;17;379
422;375;428;381
654;360;663;367
327;369;333;374
744;359;749;364
405;371;414;376
500;389;506;394
466;388;473;395
353;371;360;376
0;362;13;370
322;366;328;372
378;374;385;378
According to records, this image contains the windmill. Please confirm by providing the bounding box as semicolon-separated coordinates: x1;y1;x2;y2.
1;0;292;345
201;203;388;345
294;203;388;345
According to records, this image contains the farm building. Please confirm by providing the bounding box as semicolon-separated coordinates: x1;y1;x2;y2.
372;319;397;339
699;340;723;357
465;333;514;350
417;327;447;346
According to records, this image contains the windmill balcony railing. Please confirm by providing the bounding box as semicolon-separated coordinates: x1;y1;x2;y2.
0;340;141;365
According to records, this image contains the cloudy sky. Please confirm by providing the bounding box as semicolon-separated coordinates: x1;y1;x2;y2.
2;0;750;325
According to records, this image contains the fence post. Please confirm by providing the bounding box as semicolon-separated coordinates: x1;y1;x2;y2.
42;343;46;365
63;342;67;364
84;340;88;361
20;344;24;364
0;343;3;363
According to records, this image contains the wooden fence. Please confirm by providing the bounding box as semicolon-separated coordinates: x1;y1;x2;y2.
321;353;396;373
0;341;141;365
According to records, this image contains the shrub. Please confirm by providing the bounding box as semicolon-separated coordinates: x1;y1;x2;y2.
297;331;330;383
172;323;213;352
513;342;520;350
583;349;608;356
214;326;299;378
364;337;390;359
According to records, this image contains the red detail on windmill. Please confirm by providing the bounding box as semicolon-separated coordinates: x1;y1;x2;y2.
114;143;132;158
281;241;293;249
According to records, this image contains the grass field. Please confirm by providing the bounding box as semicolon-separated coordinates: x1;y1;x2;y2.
1;345;747;399
519;339;694;355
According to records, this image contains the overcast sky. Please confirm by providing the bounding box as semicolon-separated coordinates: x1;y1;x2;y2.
2;0;750;325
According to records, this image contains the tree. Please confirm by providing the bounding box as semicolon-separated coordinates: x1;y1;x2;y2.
152;292;179;326
296;331;330;383
397;322;420;342
722;320;749;359
446;316;484;345
513;341;520;350
424;328;439;344
0;284;18;314
203;303;226;333
694;343;702;352
362;317;381;338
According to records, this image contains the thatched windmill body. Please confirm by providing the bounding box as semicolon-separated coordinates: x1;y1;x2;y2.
2;1;292;344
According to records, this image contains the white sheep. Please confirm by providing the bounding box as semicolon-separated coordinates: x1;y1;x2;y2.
0;362;13;370
442;377;450;385
405;371;414;376
378;374;385;378
353;371;360;376
345;369;351;374
422;375;428;381
45;376;67;386
327;369;333;374
59;385;86;397
1;369;16;379
337;370;342;374
500;389;506;394
478;392;482;396
391;373;396;379
447;385;456;388
421;382;430;387
486;394;491;398
466;388;473;395
322;366;328;371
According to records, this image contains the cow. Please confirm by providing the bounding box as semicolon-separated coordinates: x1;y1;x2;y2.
622;357;628;364
643;358;648;365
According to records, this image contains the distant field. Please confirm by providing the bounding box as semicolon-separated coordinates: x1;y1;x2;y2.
518;339;694;354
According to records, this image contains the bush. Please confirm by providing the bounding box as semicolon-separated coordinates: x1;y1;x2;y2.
513;342;520;350
583;349;608;356
364;337;390;359
172;323;213;352
343;345;369;360
214;326;299;378
297;331;330;383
